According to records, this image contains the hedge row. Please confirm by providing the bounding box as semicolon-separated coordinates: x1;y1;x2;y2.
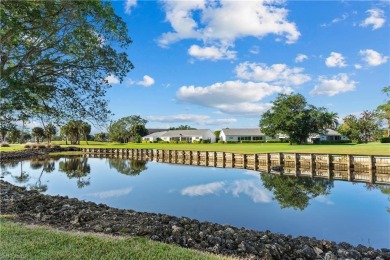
380;137;390;143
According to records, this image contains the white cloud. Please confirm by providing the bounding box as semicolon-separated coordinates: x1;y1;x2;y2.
147;114;236;126
181;182;225;196
314;196;334;205
295;54;308;63
354;64;363;69
176;80;283;116
181;179;272;203
235;62;311;86
229;180;272;203
249;45;260;55
158;0;300;60
87;187;133;199
129;75;155;87
325;52;347;68
105;75;120;84
188;44;236;61
321;13;349;27
310;73;357;96
332;13;349;24
124;0;137;14
359;49;389;66
360;8;386;30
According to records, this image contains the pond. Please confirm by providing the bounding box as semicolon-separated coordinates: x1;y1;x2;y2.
1;156;389;249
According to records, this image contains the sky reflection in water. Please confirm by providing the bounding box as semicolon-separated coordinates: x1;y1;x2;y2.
1;156;389;249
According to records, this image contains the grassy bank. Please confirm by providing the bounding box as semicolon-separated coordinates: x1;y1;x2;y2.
0;217;232;260
1;141;389;155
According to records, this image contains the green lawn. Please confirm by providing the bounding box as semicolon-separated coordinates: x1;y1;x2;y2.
0;217;232;260
1;141;389;155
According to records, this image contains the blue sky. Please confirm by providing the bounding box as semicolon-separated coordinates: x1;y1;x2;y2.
103;0;389;131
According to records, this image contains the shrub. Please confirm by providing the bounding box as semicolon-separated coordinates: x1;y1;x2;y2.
226;141;239;144
158;141;169;144
240;140;265;143
218;140;225;144
0;143;10;147
380;137;390;143
201;140;211;144
266;140;283;143
38;144;47;149
178;141;189;144
319;140;352;144
24;144;32;149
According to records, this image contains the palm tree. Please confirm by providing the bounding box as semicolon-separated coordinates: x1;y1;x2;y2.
327;112;339;130
80;122;91;145
44;123;57;143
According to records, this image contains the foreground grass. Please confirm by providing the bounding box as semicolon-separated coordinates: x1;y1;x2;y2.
1;141;389;155
0;217;232;260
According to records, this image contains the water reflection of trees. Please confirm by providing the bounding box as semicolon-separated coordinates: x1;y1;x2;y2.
28;158;56;192
361;183;390;213
260;174;334;210
108;158;148;176
59;157;91;188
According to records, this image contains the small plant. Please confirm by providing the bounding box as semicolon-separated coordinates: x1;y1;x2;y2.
24;144;31;149
0;143;10;147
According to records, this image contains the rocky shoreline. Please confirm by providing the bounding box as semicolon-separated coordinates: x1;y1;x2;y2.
1;180;389;259
0;147;80;161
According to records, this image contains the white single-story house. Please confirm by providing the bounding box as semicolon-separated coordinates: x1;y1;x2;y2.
142;129;216;143
142;131;168;142
308;129;349;143
219;128;271;142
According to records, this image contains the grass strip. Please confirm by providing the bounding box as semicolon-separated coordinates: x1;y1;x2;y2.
0;217;233;260
1;141;389;155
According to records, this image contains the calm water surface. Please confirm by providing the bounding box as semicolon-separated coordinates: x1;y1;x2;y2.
1;156;389;249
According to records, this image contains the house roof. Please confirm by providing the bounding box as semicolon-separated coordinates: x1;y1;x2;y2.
160;129;212;137
221;128;265;136
310;129;342;138
147;128;168;134
325;129;342;136
142;131;167;138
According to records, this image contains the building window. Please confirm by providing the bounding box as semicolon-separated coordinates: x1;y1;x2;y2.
238;136;251;141
253;136;263;140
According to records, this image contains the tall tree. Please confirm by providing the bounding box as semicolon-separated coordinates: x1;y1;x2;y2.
80;122;91;145
7;127;21;143
44;123;57;143
259;93;336;144
61;120;91;145
376;86;390;137
32;127;45;143
1;0;133;124
338;111;379;143
94;132;107;142
108;115;148;143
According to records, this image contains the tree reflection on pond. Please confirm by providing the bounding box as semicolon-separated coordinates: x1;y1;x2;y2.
28;158;56;192
108;158;148;176
260;173;334;210
59;157;91;188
